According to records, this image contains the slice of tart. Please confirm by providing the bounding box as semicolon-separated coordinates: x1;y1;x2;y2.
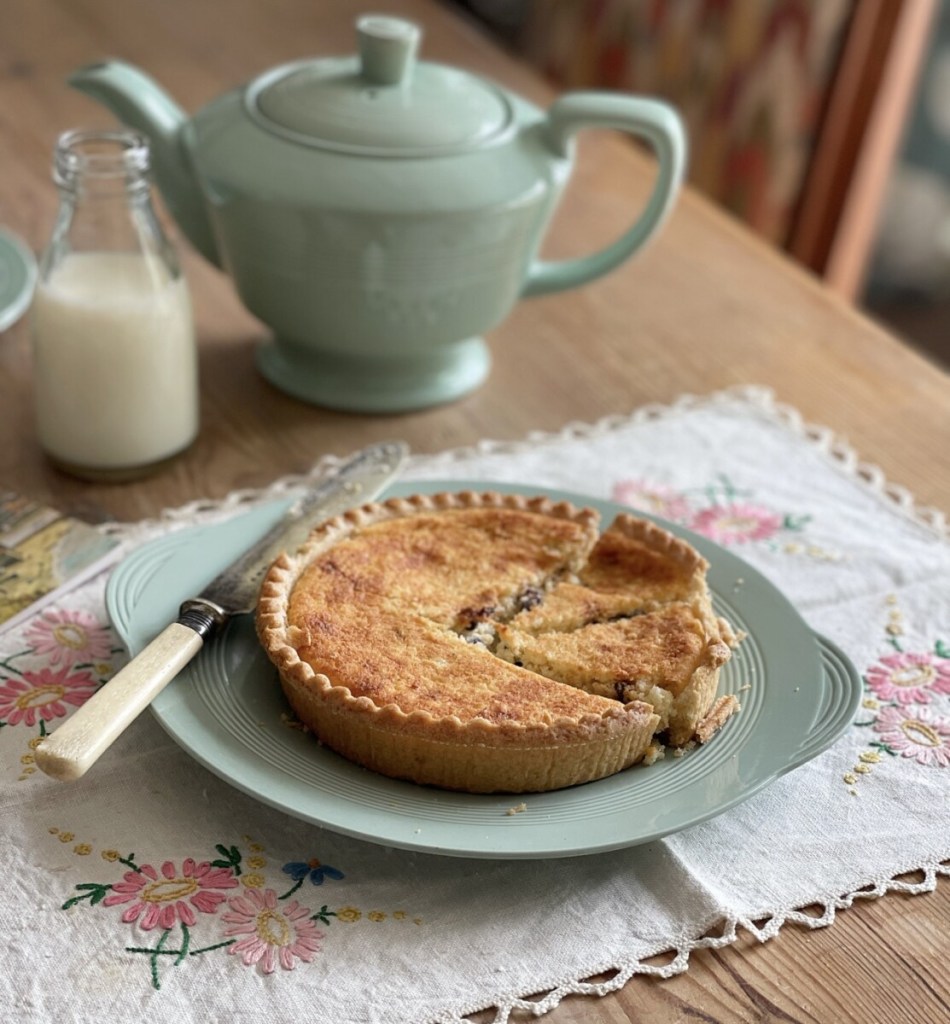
495;601;732;745
499;515;712;633
494;514;739;745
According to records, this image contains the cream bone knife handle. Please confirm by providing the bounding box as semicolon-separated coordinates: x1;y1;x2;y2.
34;601;223;782
33;439;409;781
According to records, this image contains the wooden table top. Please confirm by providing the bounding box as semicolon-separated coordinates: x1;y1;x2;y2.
1;1;947;1020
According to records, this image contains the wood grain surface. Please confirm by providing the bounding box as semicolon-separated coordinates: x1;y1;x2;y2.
1;1;947;1021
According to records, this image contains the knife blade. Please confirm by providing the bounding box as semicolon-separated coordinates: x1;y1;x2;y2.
35;441;409;782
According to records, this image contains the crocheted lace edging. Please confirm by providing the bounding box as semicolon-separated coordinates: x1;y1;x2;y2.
102;384;947;541
435;858;949;1024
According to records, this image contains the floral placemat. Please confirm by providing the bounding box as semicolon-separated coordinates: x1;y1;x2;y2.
2;387;947;1024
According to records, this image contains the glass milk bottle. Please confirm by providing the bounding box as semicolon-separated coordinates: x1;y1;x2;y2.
31;129;199;480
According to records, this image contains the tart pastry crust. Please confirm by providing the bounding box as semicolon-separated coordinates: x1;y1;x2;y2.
257;492;739;793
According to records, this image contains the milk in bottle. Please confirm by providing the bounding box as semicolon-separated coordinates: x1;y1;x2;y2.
31;130;199;480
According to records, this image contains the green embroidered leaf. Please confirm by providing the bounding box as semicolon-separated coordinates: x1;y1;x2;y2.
61;880;111;913
211;843;242;875
188;939;235;956
935;640;950;659
278;877;304;901
62;881;112;909
175;923;191;965
712;473;745;501
782;514;812;531
311;904;337;925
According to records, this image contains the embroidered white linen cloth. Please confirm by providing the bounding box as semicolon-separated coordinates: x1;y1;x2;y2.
3;388;948;1024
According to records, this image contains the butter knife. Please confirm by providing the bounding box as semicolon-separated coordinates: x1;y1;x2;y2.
35;441;409;782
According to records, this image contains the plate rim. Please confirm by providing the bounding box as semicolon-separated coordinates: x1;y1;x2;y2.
0;228;37;333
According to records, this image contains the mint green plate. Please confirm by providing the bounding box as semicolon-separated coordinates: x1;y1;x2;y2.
105;481;861;859
0;229;36;332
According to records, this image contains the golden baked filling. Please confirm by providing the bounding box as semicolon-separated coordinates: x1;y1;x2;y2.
256;492;740;793
288;504;597;632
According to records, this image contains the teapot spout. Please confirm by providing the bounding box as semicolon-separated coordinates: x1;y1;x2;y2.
68;60;221;267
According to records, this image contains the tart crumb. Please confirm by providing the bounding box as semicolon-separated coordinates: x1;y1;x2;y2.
505;802;528;816
643;742;666;765
694;694;741;744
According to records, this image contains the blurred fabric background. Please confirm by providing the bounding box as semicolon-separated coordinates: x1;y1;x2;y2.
452;0;949;369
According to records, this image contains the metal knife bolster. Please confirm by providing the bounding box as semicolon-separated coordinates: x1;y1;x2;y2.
178;598;229;639
177;440;409;636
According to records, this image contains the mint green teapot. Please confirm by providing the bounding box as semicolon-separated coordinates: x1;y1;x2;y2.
71;15;685;412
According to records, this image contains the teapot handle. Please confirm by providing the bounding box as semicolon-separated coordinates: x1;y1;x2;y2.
523;93;686;297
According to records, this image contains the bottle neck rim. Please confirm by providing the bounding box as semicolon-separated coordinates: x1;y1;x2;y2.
53;129;151;195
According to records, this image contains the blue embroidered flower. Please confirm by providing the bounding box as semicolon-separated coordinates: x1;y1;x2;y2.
282;858;344;886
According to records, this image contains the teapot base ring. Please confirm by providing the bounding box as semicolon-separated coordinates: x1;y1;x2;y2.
256;335;491;413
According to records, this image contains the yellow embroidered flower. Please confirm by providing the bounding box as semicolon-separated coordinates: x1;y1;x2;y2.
336;906;362;923
59;832;75;843
74;843;92;855
20;753;35;765
48;827;59;834
94;662;112;676
247;856;266;870
28;737;44;749
242;873;266;889
249;843;265;853
392;910;406;920
101;849;120;861
368;911;386;922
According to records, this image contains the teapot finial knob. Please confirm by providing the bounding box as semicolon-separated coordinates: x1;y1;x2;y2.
357;15;421;86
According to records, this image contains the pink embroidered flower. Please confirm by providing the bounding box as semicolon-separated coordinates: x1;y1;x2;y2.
873;705;950;766
24;609;113;667
103;859;238;930
865;652;950;705
611;480;690;522
689;503;784;544
223;888;324;973
0;665;98;727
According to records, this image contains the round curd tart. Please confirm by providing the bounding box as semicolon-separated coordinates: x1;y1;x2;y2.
256;490;739;793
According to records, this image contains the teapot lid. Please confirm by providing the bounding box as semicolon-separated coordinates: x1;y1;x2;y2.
246;16;513;156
